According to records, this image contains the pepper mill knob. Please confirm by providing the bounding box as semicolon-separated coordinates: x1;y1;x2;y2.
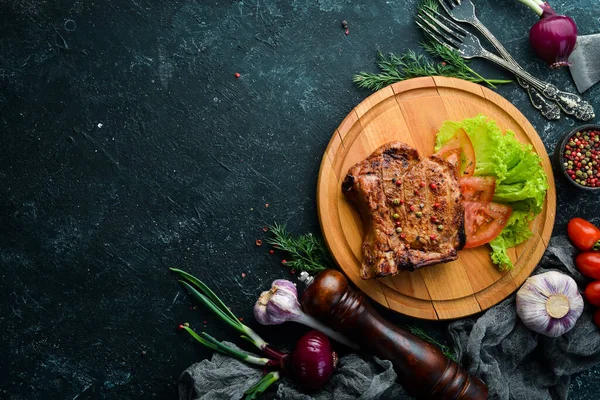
302;269;488;400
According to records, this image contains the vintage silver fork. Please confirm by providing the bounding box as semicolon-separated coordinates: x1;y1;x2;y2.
416;10;595;121
437;0;560;121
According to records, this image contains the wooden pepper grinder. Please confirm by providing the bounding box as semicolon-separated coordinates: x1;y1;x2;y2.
302;270;488;400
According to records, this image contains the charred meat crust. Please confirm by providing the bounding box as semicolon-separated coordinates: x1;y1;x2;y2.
342;141;464;280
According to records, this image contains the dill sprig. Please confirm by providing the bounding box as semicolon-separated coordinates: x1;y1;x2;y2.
266;223;332;273
407;326;457;362
353;43;512;91
418;0;439;11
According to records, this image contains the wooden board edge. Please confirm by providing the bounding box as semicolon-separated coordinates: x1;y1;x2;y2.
381;284;438;320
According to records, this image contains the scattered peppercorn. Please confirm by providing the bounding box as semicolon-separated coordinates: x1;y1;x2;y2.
141;350;147;356
433;203;440;209
409;205;416;211
262;226;269;232
392;213;400;219
419;181;426;187
395;227;403;233
430;235;437;241
269;249;275;255
234;72;241;78
419;203;424;208
437;224;444;231
282;259;287;264
395;179;402;186
416;211;423;218
241;272;247;278
393;198;400;206
395;221;402;227
255;239;263;246
563;130;600;187
400;232;407;239
430;183;437;190
345;29;349;35
341;20;348;29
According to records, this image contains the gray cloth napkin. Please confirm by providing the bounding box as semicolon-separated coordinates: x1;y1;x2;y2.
179;235;600;400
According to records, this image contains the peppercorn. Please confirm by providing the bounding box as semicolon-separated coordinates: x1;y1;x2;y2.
416;211;423;218
419;203;425;208
393;198;400;206
393;213;400;219
437;224;444;231
341;20;348;29
395;179;402;186
395;227;402;233
564;131;600;186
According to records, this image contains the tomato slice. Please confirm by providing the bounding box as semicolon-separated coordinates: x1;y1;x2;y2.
460;176;496;202
436;128;476;177
464;201;512;248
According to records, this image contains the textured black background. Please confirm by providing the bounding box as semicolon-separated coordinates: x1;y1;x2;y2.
1;0;600;399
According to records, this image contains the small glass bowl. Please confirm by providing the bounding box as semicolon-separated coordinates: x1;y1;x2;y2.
554;124;600;191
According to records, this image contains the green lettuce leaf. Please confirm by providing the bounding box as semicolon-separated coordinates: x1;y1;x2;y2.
488;211;534;270
435;115;548;270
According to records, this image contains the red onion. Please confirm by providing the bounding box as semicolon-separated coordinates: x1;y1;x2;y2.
291;330;337;391
518;1;577;68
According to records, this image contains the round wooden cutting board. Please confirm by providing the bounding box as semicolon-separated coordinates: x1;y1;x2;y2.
316;76;556;320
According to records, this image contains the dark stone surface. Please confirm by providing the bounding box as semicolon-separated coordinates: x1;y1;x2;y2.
1;0;599;398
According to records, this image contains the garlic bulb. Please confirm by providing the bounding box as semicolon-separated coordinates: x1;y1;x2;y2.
516;271;584;337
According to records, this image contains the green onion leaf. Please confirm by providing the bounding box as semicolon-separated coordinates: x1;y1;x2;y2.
171;268;242;325
179;280;244;334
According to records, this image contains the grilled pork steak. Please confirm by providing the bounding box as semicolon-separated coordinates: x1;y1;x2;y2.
342;142;465;280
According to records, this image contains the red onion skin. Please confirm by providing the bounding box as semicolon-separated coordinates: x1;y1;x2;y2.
291;330;336;391
529;4;577;68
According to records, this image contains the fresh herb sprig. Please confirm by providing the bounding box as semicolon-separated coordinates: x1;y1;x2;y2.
407;326;457;362
267;223;332;273
353;43;512;91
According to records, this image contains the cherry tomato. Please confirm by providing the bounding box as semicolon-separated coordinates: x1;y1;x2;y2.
595;309;600;329
584;281;600;307
575;252;600;280
460;176;496;202
436;128;476;177
464;202;512;248
567;218;600;251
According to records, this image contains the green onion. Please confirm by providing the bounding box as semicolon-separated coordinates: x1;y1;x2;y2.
179;325;276;367
244;371;281;400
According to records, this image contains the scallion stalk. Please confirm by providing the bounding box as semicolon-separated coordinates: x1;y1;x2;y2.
171;268;288;367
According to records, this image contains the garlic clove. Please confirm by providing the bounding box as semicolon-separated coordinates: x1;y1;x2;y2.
516;271;584;338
